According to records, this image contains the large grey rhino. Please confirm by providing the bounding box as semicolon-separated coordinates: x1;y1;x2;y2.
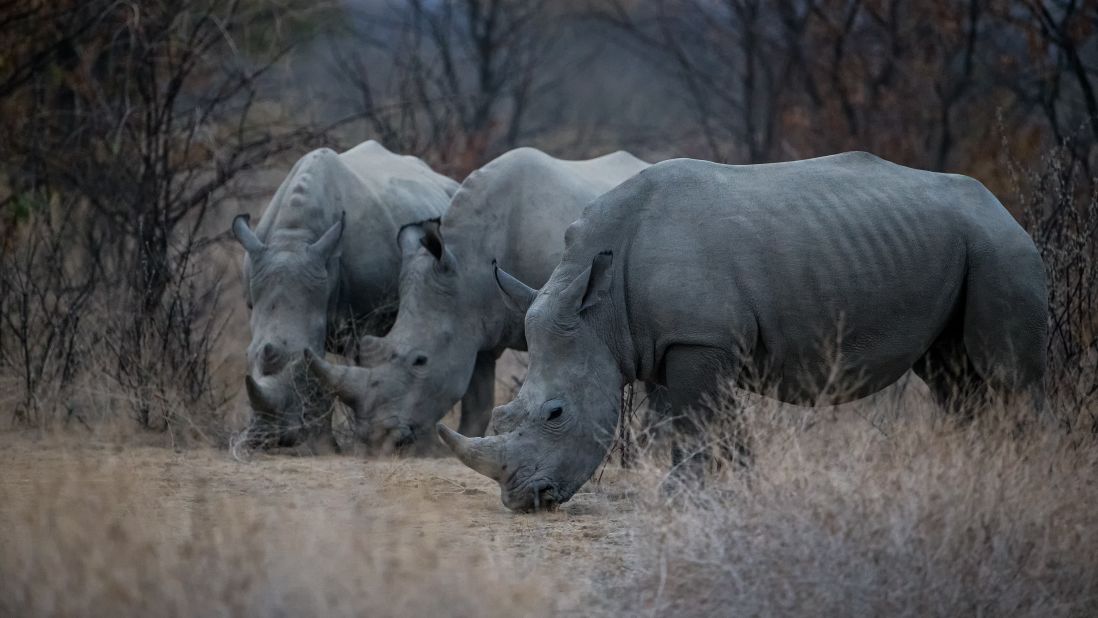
304;147;650;452
440;152;1049;512
231;141;458;451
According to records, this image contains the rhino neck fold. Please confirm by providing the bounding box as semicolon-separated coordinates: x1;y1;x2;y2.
608;244;640;384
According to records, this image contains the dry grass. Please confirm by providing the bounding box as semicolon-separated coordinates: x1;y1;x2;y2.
0;437;592;617
3;383;1096;617
617;388;1098;617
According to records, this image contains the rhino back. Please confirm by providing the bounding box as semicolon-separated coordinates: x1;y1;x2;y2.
564;152;1039;394
443;147;648;287
252;142;454;314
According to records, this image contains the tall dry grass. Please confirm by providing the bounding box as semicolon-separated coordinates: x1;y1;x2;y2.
613;387;1098;617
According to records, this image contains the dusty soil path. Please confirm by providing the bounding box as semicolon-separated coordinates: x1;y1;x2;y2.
0;432;645;615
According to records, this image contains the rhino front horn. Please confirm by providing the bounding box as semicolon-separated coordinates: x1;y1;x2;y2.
245;375;278;413
436;423;505;481
303;348;362;403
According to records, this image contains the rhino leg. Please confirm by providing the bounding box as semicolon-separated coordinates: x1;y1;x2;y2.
636;383;671;449
960;244;1049;418
458;352;496;437
663;344;751;488
912;332;988;419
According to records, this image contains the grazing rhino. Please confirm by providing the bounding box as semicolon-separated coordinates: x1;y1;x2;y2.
232;141;457;451
304;147;650;452
439;152;1048;512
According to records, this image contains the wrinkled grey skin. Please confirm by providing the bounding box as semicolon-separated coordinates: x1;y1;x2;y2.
440;152;1049;512
232;141;457;451
305;148;649;453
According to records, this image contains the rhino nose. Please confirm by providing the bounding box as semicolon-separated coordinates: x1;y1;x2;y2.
390;425;416;449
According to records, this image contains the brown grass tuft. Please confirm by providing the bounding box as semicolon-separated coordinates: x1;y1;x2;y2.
619;389;1098;617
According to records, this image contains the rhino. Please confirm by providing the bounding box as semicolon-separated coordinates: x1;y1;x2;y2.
231;141;458;451
439;152;1049;512
304;147;650;452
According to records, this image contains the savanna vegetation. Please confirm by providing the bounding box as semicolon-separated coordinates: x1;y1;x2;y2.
1;0;1096;615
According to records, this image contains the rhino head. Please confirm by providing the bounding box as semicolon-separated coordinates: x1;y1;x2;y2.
304;220;489;452
232;212;344;448
439;254;622;512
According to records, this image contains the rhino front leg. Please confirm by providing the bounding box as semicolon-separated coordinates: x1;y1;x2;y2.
663;344;749;488
458;352;496;437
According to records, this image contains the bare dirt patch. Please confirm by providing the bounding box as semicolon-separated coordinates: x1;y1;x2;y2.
0;432;640;616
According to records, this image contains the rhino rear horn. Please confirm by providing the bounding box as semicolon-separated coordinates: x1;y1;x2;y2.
232;214;265;254
495;264;537;314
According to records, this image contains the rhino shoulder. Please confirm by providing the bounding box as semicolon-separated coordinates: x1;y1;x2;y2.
453;148;557;199
484;147;557;174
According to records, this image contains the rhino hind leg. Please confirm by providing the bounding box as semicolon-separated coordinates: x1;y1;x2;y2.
915;248;1048;420
458;352;496;437
662;344;751;488
912;333;988;418
959;248;1048;417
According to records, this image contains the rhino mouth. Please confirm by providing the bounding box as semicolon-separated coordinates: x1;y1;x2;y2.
507;481;563;513
242;419;309;450
354;419;425;455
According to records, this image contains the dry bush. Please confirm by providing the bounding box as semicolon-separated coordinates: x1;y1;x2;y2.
0;450;561;617
0;0;338;440
1012;140;1098;426
616;391;1098;617
0;208;234;444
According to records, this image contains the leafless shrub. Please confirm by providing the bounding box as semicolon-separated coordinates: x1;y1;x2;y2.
0;205;95;426
0;0;341;439
596;0;1098;180
328;0;557;176
1010;139;1098;427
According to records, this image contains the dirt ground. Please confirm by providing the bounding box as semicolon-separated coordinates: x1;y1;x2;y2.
0;430;644;615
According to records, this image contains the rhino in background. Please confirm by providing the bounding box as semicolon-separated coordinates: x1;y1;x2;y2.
231;141;458;452
305;148;650;453
441;152;1048;512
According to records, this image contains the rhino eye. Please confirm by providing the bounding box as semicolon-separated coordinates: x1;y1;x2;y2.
412;354;428;367
540;399;565;422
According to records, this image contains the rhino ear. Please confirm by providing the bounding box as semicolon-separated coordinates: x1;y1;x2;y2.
309;211;345;261
420;220;445;262
233;214;265;254
560;251;613;314
495;264;537;314
422;220;458;272
398;219;454;271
